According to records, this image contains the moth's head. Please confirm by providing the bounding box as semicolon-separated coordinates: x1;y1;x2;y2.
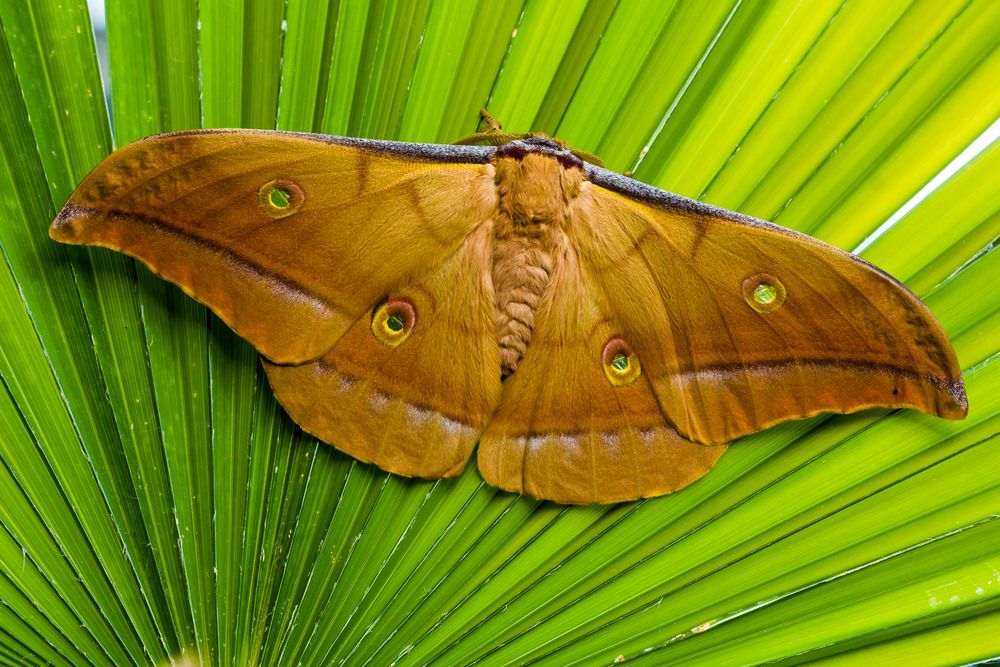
497;133;605;168
454;125;605;168
519;135;563;151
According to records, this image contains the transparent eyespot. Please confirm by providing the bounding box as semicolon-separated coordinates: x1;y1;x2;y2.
742;273;786;313
258;179;304;219
371;297;416;348
602;336;641;386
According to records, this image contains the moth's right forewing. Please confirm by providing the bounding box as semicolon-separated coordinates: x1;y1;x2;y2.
579;171;966;447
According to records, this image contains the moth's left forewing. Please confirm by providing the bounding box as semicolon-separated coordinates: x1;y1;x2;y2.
51;130;497;365
580;167;967;447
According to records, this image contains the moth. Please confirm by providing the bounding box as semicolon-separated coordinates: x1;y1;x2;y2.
50;117;967;504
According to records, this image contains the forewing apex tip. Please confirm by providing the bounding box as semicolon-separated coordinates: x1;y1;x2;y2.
49;202;86;242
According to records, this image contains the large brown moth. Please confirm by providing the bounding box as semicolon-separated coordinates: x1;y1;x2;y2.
50;117;967;504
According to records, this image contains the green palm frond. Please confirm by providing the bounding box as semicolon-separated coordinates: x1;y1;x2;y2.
0;1;997;665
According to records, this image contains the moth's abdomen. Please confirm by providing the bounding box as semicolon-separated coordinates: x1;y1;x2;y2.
493;235;554;376
491;152;582;375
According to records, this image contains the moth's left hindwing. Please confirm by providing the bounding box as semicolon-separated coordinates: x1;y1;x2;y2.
264;223;504;479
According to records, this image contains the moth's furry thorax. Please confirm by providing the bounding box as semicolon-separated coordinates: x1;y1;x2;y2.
493;151;583;226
